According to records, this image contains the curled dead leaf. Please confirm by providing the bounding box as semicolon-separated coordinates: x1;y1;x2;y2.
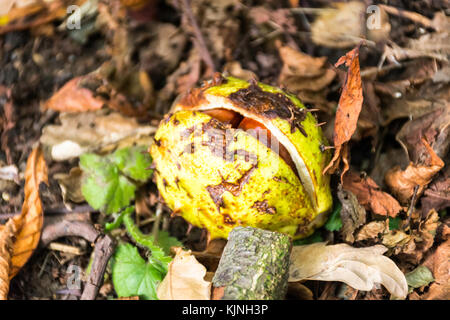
343;170;402;218
289;242;408;299
385;139;444;204
278;45;336;112
323;46;363;180
355;221;387;242
0;220;16;300
389;210;440;265
10;147;48;278
382;230;412;249
0;147;48;299
54;167;84;204
395;107;450;163
157;247;211;300
382;32;450;65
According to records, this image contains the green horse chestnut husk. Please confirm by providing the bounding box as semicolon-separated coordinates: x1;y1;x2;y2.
150;74;332;239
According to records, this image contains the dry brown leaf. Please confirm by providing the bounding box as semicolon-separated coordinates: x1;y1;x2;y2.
355;221;388;242
370;148;409;189
382;230;412;249
140;23;187;75
390;210;440;265
157;247;211;300
248;7;297;34
44;62;155;118
186;0;241;63
416;210;440;254
0;147;48;299
323;46;363;180
380;96;448;127
44;77;104;113
54;167;84;204
279;45;329;78
343;171;402;218
378;69;450;126
311;2;391;48
10;147;48;278
384;32;450;64
0;219;16;300
311;2;365;49
289;242;408;299
156;46;203;110
421;239;450;299
0;0;76;35
395;107;450;164
175;51;201;95
223;61;257;82
385;139;444;204
278;45;336;112
40;109;155;161
421;166;450;216
441;224;450;241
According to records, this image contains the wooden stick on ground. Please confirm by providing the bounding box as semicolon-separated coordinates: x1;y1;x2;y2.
40;219;115;300
212;226;292;300
80;234;114;300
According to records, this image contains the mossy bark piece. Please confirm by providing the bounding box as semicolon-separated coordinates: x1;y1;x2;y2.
212;226;292;300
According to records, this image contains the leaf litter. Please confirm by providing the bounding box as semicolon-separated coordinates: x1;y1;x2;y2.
0;0;449;300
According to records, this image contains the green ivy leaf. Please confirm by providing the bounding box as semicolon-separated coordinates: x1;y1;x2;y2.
405;265;434;292
111;146;153;182
80;153;136;214
111;243;166;300
325;204;343;232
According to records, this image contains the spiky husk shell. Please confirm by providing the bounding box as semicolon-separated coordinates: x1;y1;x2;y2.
151;76;332;239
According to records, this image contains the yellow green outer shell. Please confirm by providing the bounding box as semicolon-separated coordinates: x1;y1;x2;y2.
204;77;332;216
151;76;332;239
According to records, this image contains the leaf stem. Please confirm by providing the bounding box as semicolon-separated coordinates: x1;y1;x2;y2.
152;203;163;242
121;207;171;269
104;210;127;232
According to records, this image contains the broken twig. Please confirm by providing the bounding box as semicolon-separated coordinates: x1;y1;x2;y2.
40;219;115;300
212;227;291;300
80;235;114;300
